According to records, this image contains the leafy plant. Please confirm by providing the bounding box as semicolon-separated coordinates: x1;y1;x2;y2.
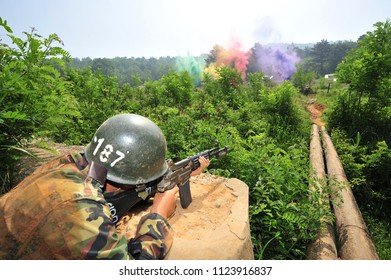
248;138;328;259
0;17;76;190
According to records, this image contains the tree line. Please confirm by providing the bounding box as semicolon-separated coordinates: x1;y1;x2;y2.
68;40;357;87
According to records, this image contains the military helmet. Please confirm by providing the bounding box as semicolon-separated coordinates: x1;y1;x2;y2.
85;113;168;185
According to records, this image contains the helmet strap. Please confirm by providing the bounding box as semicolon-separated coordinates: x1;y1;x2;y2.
87;161;108;189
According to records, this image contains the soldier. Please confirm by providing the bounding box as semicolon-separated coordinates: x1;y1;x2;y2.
0;113;210;260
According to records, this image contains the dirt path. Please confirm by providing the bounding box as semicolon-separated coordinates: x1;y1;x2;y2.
306;96;326;126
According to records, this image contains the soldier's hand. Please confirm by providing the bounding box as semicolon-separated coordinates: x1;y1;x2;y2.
190;156;210;176
150;186;179;219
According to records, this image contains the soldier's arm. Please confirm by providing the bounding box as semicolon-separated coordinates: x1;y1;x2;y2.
66;198;174;260
127;186;178;259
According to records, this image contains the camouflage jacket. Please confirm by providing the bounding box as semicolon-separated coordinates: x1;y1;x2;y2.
0;153;173;260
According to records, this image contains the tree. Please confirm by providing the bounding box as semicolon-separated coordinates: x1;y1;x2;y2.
295;40;356;76
159;70;194;110
328;40;357;74
311;39;331;76
290;64;316;94
328;20;391;225
334;19;391;143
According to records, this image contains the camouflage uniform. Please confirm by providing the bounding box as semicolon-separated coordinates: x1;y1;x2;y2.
0;153;173;260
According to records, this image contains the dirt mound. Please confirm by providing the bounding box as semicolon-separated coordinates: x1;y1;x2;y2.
117;173;254;259
13;141;85;186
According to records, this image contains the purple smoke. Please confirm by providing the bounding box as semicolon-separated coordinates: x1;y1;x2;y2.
253;43;300;83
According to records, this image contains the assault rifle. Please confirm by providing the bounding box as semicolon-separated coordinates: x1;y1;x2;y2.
103;141;230;223
160;141;230;208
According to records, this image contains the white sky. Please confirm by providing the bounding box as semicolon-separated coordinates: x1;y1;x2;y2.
1;0;390;58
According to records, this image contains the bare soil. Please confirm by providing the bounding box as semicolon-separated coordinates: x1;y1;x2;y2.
306;96;326;126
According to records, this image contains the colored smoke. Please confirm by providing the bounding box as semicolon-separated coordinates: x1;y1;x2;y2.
252;43;300;83
204;43;252;79
176;54;206;85
175;42;300;84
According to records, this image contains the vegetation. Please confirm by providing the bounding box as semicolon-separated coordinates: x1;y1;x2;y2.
1;17;390;259
325;19;391;259
294;39;357;77
303;20;391;259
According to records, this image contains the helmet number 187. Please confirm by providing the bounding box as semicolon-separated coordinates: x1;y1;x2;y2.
92;137;126;167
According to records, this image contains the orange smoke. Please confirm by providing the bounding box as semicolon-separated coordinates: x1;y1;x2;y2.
204;41;252;79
